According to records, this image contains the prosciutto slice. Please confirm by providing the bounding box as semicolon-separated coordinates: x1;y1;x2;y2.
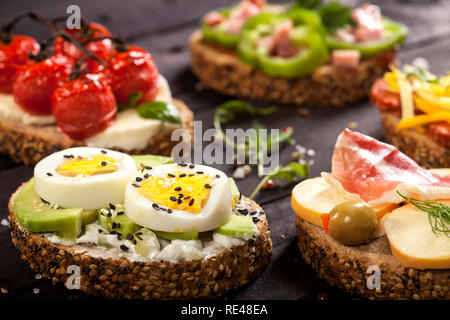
331;129;450;204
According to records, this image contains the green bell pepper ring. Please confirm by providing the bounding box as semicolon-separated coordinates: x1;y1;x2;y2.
285;7;325;35
257;25;329;78
325;18;408;58
201;7;239;49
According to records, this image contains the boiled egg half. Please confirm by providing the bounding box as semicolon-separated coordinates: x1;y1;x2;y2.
125;163;232;232
34;147;137;210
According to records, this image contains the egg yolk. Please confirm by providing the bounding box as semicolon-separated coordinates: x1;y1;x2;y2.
138;172;213;213
56;154;119;177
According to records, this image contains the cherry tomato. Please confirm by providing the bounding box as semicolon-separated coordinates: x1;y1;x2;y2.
0;35;40;93
13;54;73;115
106;45;159;104
52;74;117;140
53;22;112;73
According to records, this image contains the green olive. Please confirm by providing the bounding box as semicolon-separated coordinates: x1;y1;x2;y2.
328;200;377;245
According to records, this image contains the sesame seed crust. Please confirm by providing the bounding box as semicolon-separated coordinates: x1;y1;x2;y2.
8;182;272;300
295;216;449;300
380;112;450;169
189;30;393;107
0;99;193;166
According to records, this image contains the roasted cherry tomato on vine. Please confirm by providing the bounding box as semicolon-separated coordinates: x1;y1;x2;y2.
13;54;73;115
0;35;40;93
51;74;117;140
53;22;112;72
106;45;159;104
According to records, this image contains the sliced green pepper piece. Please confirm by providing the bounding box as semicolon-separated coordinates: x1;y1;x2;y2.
285;7;325;35
257;25;329;78
325;18;408;58
201;7;239;49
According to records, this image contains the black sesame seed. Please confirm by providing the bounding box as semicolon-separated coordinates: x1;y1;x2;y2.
189;164;195;169
189;199;194;206
135;232;143;236
144;166;152;170
116;223;121;229
174;187;182;191
136;177;143;182
101;150;107;154
132;183;140;188
109;203;116;210
178;193;183;198
109;231;117;235
168;173;176;178
126;233;133;240
152;203;160;209
249;211;258;216
238;208;248;215
179;173;186;178
184;196;191;200
117;235;122;241
196;171;204;174
160;207;167;211
144;173;150;179
170;196;177;202
117;211;125;216
101;161;107;166
252;217;260;223
135;235;143;241
132;239;137;245
46;172;53;176
204;184;212;189
177;199;182;204
188;174;195;177
120;245;129;251
107;212;112;217
111;222;117;229
63;154;74;158
216;174;220;178
167;209;173;214
178;162;187;167
98;229;103;233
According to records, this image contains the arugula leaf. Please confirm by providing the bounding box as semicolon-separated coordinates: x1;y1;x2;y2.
137;101;181;125
292;0;323;10
250;162;309;199
318;2;353;31
118;91;143;111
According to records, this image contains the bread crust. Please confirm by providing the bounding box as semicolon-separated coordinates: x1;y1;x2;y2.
380;112;450;169
8;182;272;300
189;30;393;107
295;215;449;300
0;99;194;165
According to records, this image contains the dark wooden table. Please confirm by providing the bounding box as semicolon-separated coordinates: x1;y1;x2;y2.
0;0;449;300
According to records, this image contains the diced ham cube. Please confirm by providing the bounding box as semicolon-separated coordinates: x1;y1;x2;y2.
354;26;383;42
226;0;262;35
248;0;266;9
272;20;299;58
257;35;276;53
352;3;383;42
331;50;361;68
204;11;225;27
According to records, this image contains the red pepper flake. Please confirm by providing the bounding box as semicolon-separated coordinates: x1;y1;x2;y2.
261;179;275;190
321;213;330;234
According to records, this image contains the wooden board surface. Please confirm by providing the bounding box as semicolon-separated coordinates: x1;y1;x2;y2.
0;0;449;300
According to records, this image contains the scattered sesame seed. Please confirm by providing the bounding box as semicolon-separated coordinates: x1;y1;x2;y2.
132;239;137;245
216;174;220;178
179;173;186;178
135;232;143;236
111;222;117;229
252;217;260;223
178;162;187;167
152;203;160;209
109;203;116;210
189;164;195;169
101;150;107;154
177;199;182;204
204;184;212;189
117;211;125;215
120;245;129;251
126;233;133;240
107;212;112;218
249;211;258;216
178;193;183;198
35;273;42;280
196;171;204;174
189;199;194;206
46;172;53;176
117;235;122;241
174;187;182;191
188;173;195;177
170;196;177;202
132;183;140;188
63;154;74;158
101;161;107;166
144;173;150;179
136;177;143;182
167;209;173;214
168;173;175;177
144;166;152;170
98;229;103;233
184;196;190;200
238;208;248;215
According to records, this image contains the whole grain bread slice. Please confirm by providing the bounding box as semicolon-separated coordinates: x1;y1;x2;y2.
380;112;450;168
8;181;272;300
295;215;449;300
189;30;392;107
0;98;194;165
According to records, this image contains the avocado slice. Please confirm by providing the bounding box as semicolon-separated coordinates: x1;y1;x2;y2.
214;215;257;240
97;210;140;237
155;230;199;241
13;180;83;241
228;177;240;203
131;155;173;170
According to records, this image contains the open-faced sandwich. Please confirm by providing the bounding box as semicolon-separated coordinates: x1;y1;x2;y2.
0;16;193;165
291;129;449;300
190;0;407;106
8;147;272;299
371;65;450;168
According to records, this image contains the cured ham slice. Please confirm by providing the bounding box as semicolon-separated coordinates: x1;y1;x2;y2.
331;50;360;68
226;0;263;35
352;3;383;42
331;129;450;204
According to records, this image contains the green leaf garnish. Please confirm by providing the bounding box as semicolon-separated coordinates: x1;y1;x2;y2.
405;67;441;84
292;0;323;10
128;91;143;108
397;191;450;237
137;101;181;125
318;2;353;31
250;162;309;200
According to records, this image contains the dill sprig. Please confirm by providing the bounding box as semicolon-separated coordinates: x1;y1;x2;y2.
397;191;450;237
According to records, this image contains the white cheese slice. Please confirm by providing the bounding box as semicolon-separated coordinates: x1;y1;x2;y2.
84;74;180;151
0;93;56;125
384;201;450;269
